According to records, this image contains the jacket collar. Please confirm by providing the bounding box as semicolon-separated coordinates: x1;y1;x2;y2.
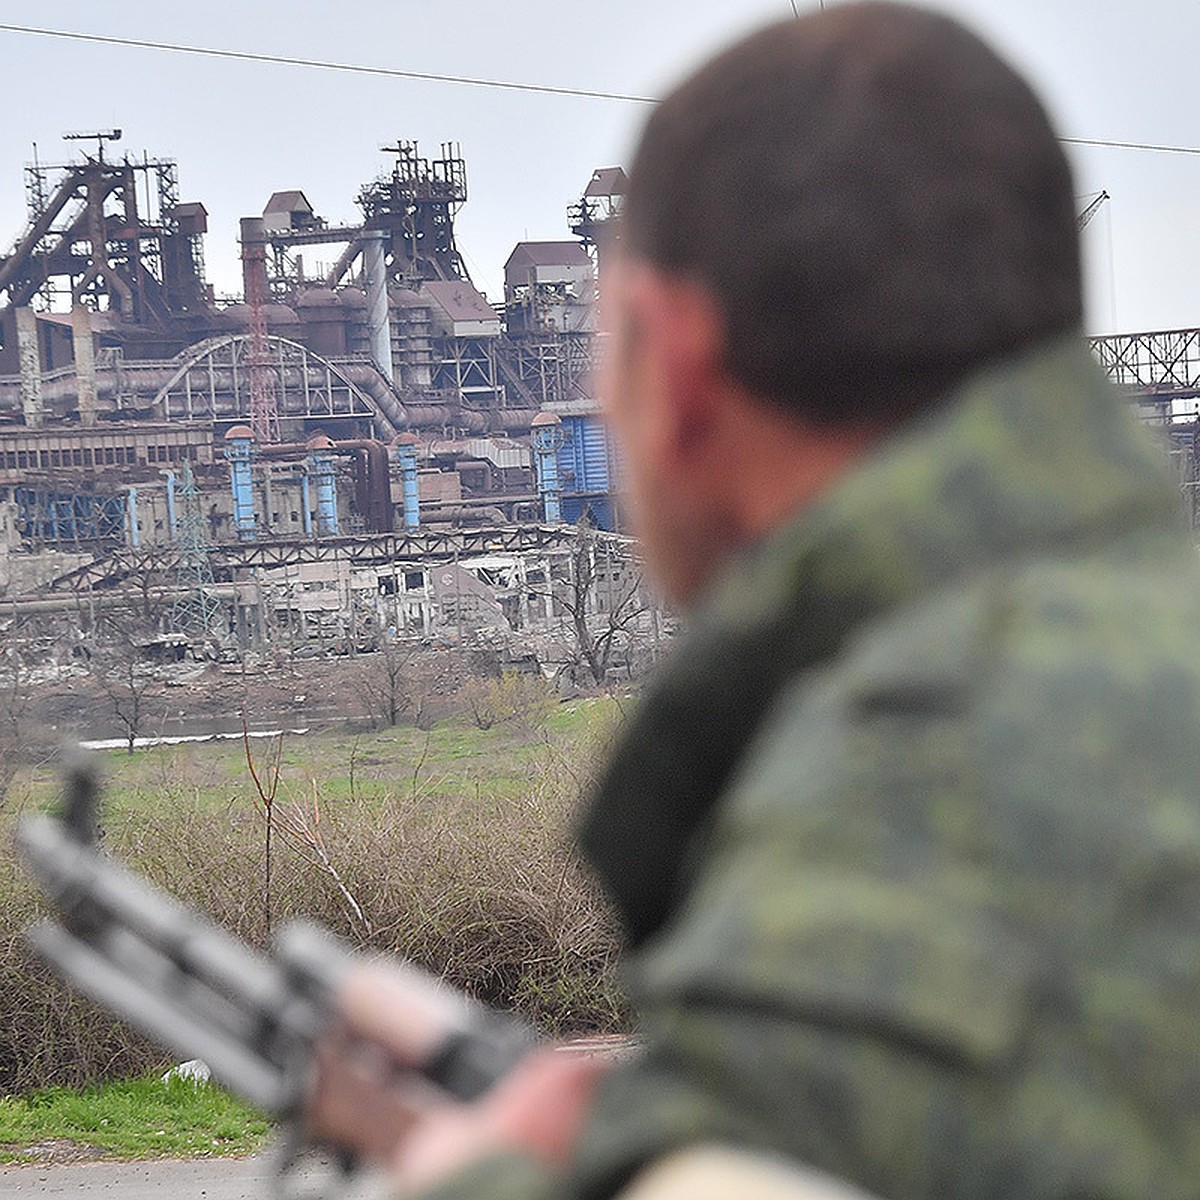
578;335;1181;947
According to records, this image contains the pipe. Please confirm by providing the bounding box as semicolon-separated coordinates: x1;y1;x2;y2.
224;426;257;541
362;231;394;384
0;585;239;616
127;487;140;548
165;470;177;538
420;504;507;526
0;366;538;439
332;439;392;533
393;435;421;531
301;470;312;535
337;361;407;436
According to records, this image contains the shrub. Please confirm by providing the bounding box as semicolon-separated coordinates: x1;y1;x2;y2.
0;731;626;1095
462;671;556;733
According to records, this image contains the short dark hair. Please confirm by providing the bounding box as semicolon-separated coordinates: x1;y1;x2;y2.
622;2;1083;426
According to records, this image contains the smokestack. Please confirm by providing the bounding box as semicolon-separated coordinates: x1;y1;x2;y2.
362;231;394;383
239;217;269;303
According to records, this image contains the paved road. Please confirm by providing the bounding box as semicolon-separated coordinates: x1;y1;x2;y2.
0;1156;281;1198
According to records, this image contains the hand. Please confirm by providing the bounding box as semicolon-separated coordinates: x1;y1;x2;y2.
304;962;613;1190
392;1045;611;1194
305;962;465;1163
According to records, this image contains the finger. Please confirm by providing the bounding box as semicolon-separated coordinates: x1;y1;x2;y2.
306;1022;446;1161
338;962;468;1065
392;1047;612;1192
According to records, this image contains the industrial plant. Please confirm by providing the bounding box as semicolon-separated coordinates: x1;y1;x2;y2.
0;130;1196;673
0;132;654;670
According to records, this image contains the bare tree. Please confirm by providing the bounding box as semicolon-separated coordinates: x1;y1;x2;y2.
89;607;167;752
355;637;414;728
96;645;157;753
551;521;653;686
0;622;33;808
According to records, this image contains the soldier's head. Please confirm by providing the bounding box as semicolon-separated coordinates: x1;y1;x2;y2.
602;1;1081;606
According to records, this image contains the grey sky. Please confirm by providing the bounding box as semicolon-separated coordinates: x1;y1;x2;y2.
0;0;1196;336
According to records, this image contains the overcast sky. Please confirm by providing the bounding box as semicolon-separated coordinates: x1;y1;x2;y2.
0;0;1197;336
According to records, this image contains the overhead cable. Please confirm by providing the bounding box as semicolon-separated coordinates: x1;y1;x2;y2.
3;21;1200;158
0;22;656;105
1061;135;1200;157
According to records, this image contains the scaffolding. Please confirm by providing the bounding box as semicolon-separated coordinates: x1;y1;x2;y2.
168;460;223;637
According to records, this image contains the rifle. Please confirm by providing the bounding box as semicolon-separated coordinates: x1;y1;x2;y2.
14;754;535;1194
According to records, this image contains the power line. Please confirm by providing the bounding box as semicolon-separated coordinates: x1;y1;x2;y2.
3;21;1200;159
1061;135;1200;157
0;22;656;105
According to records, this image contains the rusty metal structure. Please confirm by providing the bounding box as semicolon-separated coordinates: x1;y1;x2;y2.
0;132;208;327
0;135;616;579
5;128;1193;652
0;131;1192;667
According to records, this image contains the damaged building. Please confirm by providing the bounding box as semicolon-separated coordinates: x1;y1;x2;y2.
0;132;655;667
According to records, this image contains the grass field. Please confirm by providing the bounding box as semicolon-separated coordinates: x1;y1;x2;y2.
9;695;622;816
1;694;630;1152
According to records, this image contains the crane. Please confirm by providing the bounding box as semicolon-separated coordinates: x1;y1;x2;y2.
1077;190;1110;231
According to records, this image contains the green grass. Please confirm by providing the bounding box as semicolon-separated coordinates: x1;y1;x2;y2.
0;1073;271;1162
1;694;630;1154
8;696;623;818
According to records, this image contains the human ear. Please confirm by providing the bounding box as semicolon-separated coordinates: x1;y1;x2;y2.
638;274;727;466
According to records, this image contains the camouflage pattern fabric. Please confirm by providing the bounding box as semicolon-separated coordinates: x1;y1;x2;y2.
421;335;1200;1200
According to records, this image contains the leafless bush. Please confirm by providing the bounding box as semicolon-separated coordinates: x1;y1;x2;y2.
0;738;626;1094
462;671;555;734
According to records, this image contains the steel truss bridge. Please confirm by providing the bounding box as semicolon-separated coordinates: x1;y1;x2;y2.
1091;327;1200;407
45;523;638;595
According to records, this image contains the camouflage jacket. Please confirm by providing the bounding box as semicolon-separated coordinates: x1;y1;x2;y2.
423;336;1200;1200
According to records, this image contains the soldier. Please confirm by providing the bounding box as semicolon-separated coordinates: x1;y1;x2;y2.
308;4;1200;1198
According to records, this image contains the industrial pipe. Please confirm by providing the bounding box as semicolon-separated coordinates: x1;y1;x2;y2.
332;438;392;533
361;231;394;384
393;433;420;531
224;425;257;541
126;487;141;548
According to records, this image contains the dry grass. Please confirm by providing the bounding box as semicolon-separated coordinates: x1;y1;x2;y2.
0;703;629;1095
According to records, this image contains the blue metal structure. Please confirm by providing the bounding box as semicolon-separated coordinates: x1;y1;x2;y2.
556;413;615;529
164;470;177;539
531;413;564;524
13;486;126;547
393;434;421;531
300;470;313;536
308;436;339;537
224;425;257;541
